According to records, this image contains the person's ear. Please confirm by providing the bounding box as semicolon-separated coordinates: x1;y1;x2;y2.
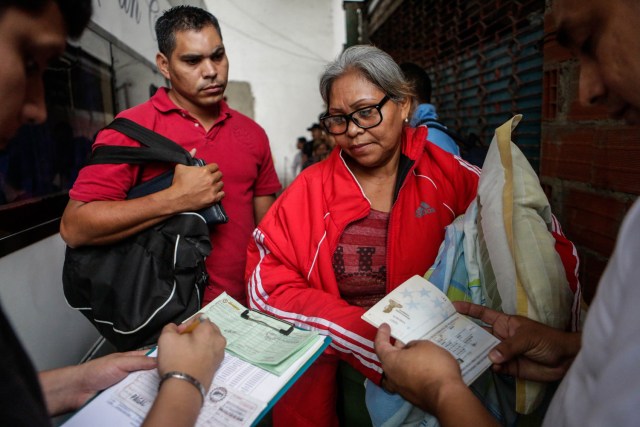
156;53;171;80
400;96;412;121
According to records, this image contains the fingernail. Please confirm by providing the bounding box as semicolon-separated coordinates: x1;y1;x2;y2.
489;349;504;363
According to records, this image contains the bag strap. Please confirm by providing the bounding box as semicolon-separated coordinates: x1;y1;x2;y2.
87;118;195;166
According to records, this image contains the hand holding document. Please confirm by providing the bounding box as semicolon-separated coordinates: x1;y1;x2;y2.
362;275;499;385
64;293;329;427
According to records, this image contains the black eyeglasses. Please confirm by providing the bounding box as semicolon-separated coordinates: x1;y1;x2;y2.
320;95;390;135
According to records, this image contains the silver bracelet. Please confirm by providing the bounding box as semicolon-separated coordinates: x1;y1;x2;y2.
159;371;206;404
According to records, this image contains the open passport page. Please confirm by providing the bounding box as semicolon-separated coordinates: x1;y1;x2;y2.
362;275;500;385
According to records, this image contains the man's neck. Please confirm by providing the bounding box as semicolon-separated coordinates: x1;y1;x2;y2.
167;89;220;131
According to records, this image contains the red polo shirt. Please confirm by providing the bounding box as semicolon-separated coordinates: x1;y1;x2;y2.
70;88;282;304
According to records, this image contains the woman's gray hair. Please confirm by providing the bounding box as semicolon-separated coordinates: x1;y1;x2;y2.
319;45;413;106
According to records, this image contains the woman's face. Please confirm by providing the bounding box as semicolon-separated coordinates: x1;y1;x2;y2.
327;70;410;171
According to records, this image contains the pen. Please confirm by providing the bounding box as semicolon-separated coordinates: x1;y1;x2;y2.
182;316;204;334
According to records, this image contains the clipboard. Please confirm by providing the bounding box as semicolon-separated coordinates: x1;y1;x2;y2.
251;335;331;426
63;294;331;427
240;309;295;336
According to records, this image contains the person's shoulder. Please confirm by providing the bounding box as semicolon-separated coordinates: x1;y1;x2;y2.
419;139;480;177
287;153;338;190
117;98;155;115
262;174;309;223
426;128;460;155
114;99;157;125
91;98;158;147
269;164;327;213
114;88;174;126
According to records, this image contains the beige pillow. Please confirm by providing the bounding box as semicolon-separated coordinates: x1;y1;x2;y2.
477;115;573;414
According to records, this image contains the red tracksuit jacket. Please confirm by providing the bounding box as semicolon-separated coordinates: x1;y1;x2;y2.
245;126;578;426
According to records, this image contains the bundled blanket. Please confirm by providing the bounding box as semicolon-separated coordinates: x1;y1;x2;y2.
365;116;582;427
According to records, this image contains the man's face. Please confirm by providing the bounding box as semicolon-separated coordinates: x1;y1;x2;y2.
157;25;229;117
554;0;640;123
0;2;67;147
311;128;322;140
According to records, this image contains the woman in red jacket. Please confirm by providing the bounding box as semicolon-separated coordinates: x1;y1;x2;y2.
245;45;577;427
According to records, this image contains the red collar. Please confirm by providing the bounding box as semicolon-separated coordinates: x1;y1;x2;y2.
150;87;232;123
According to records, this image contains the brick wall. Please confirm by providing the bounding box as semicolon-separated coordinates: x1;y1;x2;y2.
541;10;640;302
368;0;640;302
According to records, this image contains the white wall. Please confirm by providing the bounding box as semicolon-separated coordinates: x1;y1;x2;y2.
90;0;346;186
205;0;346;186
90;0;172;64
0;235;100;370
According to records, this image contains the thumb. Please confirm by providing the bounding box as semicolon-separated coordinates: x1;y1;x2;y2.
189;148;197;157
376;323;392;343
374;324;394;355
373;323;398;363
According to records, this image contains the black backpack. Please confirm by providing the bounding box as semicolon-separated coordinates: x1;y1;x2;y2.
63;118;226;351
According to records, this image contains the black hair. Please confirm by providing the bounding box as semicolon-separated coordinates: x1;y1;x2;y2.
400;62;432;104
155;6;222;57
0;0;92;39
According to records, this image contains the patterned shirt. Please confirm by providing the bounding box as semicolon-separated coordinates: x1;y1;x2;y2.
333;209;389;308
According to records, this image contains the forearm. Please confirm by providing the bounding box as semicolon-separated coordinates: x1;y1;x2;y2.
60;195;176;247
262;284;371;338
429;382;499;427
253;194;276;225
142;380;202;427
39;366;88;416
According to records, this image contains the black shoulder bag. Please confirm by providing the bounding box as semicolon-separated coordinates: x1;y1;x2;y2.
63;118;228;351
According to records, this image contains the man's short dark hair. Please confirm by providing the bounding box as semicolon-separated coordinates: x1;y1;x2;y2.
155;6;222;57
0;0;92;39
400;62;432;104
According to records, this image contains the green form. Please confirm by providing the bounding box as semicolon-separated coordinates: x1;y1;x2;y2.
197;293;320;376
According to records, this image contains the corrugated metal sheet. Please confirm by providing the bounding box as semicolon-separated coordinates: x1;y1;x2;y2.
370;0;544;170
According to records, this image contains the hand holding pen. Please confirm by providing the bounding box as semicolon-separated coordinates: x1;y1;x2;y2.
156;316;227;399
141;317;226;425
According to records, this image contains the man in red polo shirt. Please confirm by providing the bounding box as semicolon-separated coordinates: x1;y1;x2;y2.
60;5;281;305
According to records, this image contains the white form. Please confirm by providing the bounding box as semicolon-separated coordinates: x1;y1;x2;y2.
64;336;326;427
